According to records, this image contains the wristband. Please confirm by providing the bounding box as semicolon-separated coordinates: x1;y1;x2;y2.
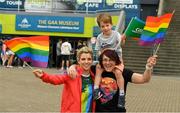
145;64;153;70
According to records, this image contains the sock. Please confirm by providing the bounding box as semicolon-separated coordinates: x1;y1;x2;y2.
119;89;125;96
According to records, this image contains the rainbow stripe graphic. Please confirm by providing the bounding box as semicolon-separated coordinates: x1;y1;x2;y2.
139;13;173;46
5;36;49;68
81;85;93;112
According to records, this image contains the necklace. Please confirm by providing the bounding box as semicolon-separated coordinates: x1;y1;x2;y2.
82;74;90;77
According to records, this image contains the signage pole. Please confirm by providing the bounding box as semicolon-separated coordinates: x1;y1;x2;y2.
18;0;20;12
86;0;89;14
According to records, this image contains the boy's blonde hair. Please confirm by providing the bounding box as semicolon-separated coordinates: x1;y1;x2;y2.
76;46;93;61
97;13;112;27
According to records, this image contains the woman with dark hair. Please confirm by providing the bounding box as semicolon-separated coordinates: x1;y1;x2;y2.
95;49;157;112
95;49;126;112
68;48;157;112
99;49;121;68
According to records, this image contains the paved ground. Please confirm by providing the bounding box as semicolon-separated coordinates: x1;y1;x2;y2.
0;66;180;112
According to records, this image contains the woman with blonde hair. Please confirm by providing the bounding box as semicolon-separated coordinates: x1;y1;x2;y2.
33;46;96;112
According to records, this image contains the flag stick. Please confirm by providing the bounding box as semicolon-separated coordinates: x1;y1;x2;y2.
124;17;134;34
24;61;34;70
172;10;175;14
153;43;161;55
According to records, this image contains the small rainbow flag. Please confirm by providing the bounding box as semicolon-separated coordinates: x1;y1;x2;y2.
5;36;49;68
139;13;173;46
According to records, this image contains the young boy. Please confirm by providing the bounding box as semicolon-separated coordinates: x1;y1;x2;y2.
94;13;125;108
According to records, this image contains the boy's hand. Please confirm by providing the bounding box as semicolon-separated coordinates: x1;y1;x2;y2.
114;63;124;72
113;68;122;76
121;34;126;46
96;64;104;75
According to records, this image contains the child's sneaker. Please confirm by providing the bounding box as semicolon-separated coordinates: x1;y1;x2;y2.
117;95;125;108
93;88;103;100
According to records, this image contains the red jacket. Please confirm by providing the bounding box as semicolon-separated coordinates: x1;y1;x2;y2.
40;67;95;112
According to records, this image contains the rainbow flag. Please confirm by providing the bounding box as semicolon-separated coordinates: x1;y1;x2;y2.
139;13;173;46
5;36;49;68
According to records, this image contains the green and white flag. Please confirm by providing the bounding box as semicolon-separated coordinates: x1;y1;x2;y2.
124;17;145;38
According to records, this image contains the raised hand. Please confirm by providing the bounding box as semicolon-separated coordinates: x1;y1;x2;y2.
33;69;43;78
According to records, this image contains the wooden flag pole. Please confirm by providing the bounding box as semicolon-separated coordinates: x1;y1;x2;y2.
24;61;34;70
124;17;134;34
153;43;161;55
172;10;175;15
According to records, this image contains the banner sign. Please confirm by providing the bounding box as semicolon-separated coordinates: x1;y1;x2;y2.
24;0;52;12
75;0;140;24
0;0;25;10
105;0;140;25
106;0;133;5
76;0;104;11
16;15;84;33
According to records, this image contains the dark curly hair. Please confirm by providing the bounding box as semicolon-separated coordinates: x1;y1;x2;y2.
99;49;121;69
